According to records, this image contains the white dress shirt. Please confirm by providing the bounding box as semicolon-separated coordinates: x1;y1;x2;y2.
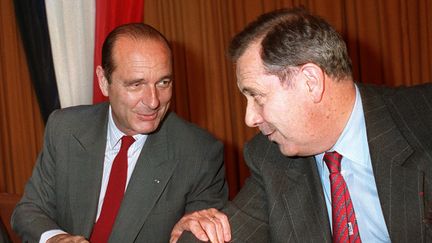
40;107;147;242
314;85;390;242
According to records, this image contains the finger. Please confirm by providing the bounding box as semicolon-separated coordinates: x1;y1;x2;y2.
170;223;183;243
169;230;180;243
47;234;68;243
189;220;210;242
60;235;88;243
169;235;178;243
211;216;224;243
72;236;89;243
54;235;72;243
199;208;230;242
204;209;231;242
171;213;210;242
170;224;196;243
200;217;221;243
215;213;231;241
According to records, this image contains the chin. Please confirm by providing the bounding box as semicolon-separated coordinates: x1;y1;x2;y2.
132;122;160;134
278;144;298;157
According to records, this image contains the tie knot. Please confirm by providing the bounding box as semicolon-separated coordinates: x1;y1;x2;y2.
323;151;342;173
120;135;135;150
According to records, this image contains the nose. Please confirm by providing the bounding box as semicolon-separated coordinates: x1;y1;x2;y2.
245;100;263;128
141;86;160;109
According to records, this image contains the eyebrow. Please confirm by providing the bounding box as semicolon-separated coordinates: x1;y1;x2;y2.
237;82;248;94
239;85;261;96
124;78;145;84
159;74;173;81
124;74;173;84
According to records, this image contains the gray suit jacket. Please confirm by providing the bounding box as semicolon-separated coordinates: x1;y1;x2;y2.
180;83;432;242
11;103;228;243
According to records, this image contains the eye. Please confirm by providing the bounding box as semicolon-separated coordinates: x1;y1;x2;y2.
156;79;172;88
254;96;264;106
125;81;143;90
246;90;260;99
247;93;263;106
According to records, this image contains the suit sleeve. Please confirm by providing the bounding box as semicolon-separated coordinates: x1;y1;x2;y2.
184;140;228;212
220;138;270;242
11;110;63;242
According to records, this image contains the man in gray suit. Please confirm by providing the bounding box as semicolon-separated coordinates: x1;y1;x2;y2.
172;8;432;243
11;23;228;243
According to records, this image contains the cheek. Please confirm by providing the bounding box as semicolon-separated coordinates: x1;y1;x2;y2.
159;89;173;104
264;98;307;137
121;91;143;106
263;100;290;125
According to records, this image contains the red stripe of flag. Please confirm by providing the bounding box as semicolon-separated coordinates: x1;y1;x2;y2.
93;0;145;103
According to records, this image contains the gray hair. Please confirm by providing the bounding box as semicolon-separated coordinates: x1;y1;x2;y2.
229;8;352;82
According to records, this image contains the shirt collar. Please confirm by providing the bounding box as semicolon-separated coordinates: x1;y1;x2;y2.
107;106;146;149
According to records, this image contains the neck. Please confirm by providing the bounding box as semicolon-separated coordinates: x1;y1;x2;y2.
319;78;356;152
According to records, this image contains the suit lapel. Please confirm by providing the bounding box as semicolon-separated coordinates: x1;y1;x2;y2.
280;156;332;242
109;114;179;242
360;85;418;240
68;104;109;237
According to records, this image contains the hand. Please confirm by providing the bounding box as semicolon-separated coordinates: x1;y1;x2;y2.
170;208;231;243
47;234;89;243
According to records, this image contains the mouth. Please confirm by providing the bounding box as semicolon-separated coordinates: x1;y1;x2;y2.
268;133;275;142
136;112;158;121
261;130;275;140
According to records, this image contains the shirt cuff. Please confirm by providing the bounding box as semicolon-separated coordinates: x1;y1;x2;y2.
40;229;67;243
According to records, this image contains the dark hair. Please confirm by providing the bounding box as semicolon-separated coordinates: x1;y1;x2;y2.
101;23;171;83
229;8;352;81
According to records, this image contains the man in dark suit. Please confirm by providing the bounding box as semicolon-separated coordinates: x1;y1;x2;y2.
11;23;228;243
172;8;432;243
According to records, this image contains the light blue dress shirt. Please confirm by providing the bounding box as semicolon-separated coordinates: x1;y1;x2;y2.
315;85;390;242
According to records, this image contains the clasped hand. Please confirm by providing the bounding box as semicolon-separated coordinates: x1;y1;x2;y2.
170;208;231;243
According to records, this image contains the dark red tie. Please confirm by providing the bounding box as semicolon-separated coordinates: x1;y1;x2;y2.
324;151;361;243
90;136;135;243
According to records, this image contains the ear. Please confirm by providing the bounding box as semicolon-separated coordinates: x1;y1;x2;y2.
300;63;325;103
96;66;109;97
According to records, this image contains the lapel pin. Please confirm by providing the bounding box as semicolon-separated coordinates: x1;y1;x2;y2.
154;179;160;184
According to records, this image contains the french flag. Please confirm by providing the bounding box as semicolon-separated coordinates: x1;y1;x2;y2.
14;0;144;122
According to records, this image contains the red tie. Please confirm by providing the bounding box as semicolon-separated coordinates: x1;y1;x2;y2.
324;151;361;243
90;136;135;243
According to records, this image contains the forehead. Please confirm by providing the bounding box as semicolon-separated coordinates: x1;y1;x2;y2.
236;42;271;91
112;37;172;70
